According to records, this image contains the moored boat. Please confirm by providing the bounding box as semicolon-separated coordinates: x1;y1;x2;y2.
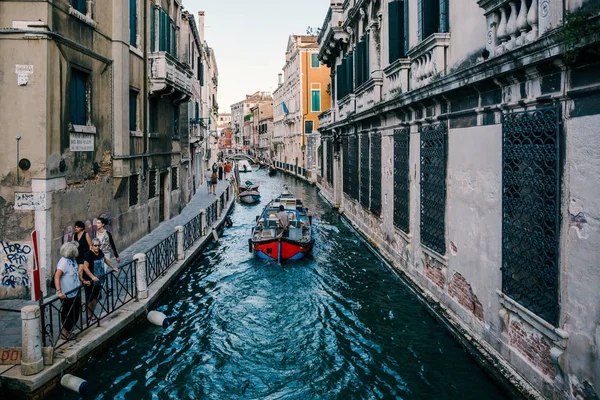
238;160;252;172
249;188;314;262
268;165;277;176
237;180;260;204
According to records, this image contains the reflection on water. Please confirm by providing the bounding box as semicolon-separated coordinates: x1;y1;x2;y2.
48;168;509;399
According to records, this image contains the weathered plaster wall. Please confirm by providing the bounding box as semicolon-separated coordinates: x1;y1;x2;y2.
564;114;600;394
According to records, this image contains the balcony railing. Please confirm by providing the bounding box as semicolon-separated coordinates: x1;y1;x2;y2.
407;33;450;90
383;59;411;102
338;94;356;120
355;79;378;114
319;108;335;128
478;0;558;59
149;52;193;97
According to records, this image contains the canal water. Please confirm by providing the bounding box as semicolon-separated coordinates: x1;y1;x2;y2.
49;168;510;399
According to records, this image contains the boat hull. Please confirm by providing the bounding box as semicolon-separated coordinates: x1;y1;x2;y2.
239;193;260;204
252;239;313;261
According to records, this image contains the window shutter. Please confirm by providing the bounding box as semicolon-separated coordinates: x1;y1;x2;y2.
129;91;137;131
336;64;343;100
312;90;320;112
150;7;155;52
129;0;136;46
404;0;409;55
70;71;78;124
364;34;370;82
439;0;449;33
389;1;400;63
417;0;423;41
346;54;353;94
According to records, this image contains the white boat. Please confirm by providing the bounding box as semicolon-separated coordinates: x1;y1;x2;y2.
238;160;252;173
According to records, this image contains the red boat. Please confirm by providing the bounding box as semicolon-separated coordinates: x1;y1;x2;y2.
249;188;313;262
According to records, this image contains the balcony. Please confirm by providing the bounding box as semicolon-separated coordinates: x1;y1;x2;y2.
407;33;450;90
478;0;560;59
355;79;381;114
317;3;349;68
383;59;411;102
318;108;335;128
337;94;355;121
149;52;193;98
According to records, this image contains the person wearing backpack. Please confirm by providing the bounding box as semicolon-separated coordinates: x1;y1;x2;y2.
211;170;218;195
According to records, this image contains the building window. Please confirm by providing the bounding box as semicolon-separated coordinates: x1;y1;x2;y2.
360;133;370;209
150;6;156;52
149;169;157;198
172;105;179;138
370;132;381;216
129;174;139;207
418;0;449;41
304;120;314;134
501;107;561;326
393;127;410;233
70;68;90;126
311;53;320;68
158;8;175;57
149;97;158;133
420;122;447;255
72;0;86;14
171;167;179;190
355;34;370;87
129;89;138;131
311;90;321;112
129;0;137;46
388;0;407;63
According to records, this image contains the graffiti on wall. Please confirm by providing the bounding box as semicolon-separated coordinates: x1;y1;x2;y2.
0;240;32;290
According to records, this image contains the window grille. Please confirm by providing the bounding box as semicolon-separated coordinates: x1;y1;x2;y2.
129;175;139;207
349;135;360;201
343;136;350;196
394;127;410;233
370;132;381;215
171;167;179;190
326;139;334;185
420;122;446;254
360;133;370;209
501;107;561;326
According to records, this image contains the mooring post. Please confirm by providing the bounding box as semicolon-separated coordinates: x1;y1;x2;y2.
176;226;184;260
21;305;44;376
134;253;148;300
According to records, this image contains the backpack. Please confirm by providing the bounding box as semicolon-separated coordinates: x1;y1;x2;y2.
211;172;217;182
212;163;217;172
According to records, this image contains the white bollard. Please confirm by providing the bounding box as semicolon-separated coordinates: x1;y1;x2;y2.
212;228;219;242
61;374;89;394
134;253;148;300
147;310;170;328
21;305;44;376
175;225;184;260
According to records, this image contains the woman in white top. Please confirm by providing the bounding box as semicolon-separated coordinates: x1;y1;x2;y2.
96;217;120;292
53;242;82;340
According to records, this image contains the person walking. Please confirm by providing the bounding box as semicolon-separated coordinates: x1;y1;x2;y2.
81;238;117;323
224;161;232;180
95;217;120;293
206;170;213;194
211;169;218;195
74;220;92;271
218;161;224;181
53;242;82;340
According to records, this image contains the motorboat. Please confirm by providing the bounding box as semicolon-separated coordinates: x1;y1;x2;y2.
249;187;314;262
238;159;252;173
238;180;260;204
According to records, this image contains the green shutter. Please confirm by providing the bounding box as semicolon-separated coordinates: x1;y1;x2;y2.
312;90;321;112
129;0;136;45
355;44;361;87
150;7;155;52
364;33;370;81
336;64;343;100
129;90;137;131
440;0;449;33
346;54;353;94
389;1;400;63
404;0;409;55
417;0;423;41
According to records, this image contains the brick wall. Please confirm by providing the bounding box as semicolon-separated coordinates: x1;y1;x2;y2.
448;272;484;321
509;319;555;377
425;262;445;288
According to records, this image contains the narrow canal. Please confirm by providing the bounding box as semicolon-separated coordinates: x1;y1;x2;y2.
50;169;510;399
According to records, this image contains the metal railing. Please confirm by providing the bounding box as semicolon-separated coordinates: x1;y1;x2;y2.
145;232;177;285
183;212;203;250
40;260;137;349
204;202;218;235
220;192;225;212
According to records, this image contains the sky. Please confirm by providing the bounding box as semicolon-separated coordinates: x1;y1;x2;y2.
185;0;330;113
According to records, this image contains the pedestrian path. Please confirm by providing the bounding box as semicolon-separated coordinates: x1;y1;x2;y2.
0;179;232;348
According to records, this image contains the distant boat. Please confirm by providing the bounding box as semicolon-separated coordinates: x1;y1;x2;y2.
238;181;260;204
249;187;314;262
238;160;252;173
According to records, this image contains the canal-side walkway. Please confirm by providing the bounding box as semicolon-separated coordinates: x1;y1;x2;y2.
0;178;235;397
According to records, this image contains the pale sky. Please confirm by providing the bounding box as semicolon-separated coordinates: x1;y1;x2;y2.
185;0;330;113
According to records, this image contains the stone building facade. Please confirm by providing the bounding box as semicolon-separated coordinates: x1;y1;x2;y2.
230;91;272;153
0;0;218;300
317;0;600;398
272;35;331;180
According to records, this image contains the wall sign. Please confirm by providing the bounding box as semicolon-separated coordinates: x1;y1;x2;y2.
70;133;94;151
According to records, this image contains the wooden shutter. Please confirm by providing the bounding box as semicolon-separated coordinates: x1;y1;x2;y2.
439;0;449;33
364;33;370;82
417;0;423;41
129;0;136;46
389;0;400;63
404;0;409;55
150;7;155;52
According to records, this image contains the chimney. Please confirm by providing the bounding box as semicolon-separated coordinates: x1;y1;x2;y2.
278;73;283;86
197;11;205;44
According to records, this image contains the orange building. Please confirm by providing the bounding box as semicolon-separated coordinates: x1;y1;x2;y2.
273;35;330;177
